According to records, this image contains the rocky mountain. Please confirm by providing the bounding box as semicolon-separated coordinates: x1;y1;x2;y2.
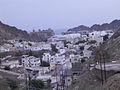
0;21;54;43
68;25;90;32
65;19;120;34
0;21;30;42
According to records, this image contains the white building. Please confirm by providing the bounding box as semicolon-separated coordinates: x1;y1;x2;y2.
31;43;51;51
42;53;51;62
0;46;9;52
83;50;92;58
88;31;105;45
22;55;41;68
59;48;66;54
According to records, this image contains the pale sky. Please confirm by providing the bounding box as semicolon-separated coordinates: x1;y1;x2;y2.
0;0;120;33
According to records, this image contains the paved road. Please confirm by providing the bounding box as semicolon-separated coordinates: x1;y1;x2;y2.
95;63;120;71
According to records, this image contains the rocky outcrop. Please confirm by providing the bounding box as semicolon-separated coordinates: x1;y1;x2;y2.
67;70;120;90
29;29;55;42
101;74;120;90
93;28;120;62
65;19;120;34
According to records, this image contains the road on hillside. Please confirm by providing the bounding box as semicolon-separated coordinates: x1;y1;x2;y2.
95;63;120;71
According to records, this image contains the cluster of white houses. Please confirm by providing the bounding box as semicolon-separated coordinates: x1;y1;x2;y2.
0;30;114;89
0;41;51;52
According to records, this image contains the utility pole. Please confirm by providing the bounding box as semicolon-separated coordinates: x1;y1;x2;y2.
27;58;32;90
62;69;65;90
61;66;65;90
102;50;107;82
55;64;58;90
99;51;104;85
97;50;107;85
28;73;31;90
25;74;28;90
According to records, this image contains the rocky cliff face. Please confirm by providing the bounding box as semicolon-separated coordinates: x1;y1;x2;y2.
93;28;120;62
29;29;55;42
66;19;120;33
0;21;54;43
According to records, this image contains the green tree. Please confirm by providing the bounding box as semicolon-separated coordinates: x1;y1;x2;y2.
30;80;44;89
103;34;109;41
63;40;71;47
28;43;32;46
0;53;6;58
4;66;10;70
81;58;86;63
51;44;58;53
40;61;50;67
88;40;97;44
15;51;22;56
28;50;33;56
75;40;86;44
80;46;84;51
47;79;51;87
19;39;22;42
0;59;1;66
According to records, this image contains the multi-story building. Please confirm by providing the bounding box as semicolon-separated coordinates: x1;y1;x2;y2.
22;55;41;68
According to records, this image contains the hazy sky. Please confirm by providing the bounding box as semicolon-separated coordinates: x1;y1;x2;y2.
0;0;120;33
